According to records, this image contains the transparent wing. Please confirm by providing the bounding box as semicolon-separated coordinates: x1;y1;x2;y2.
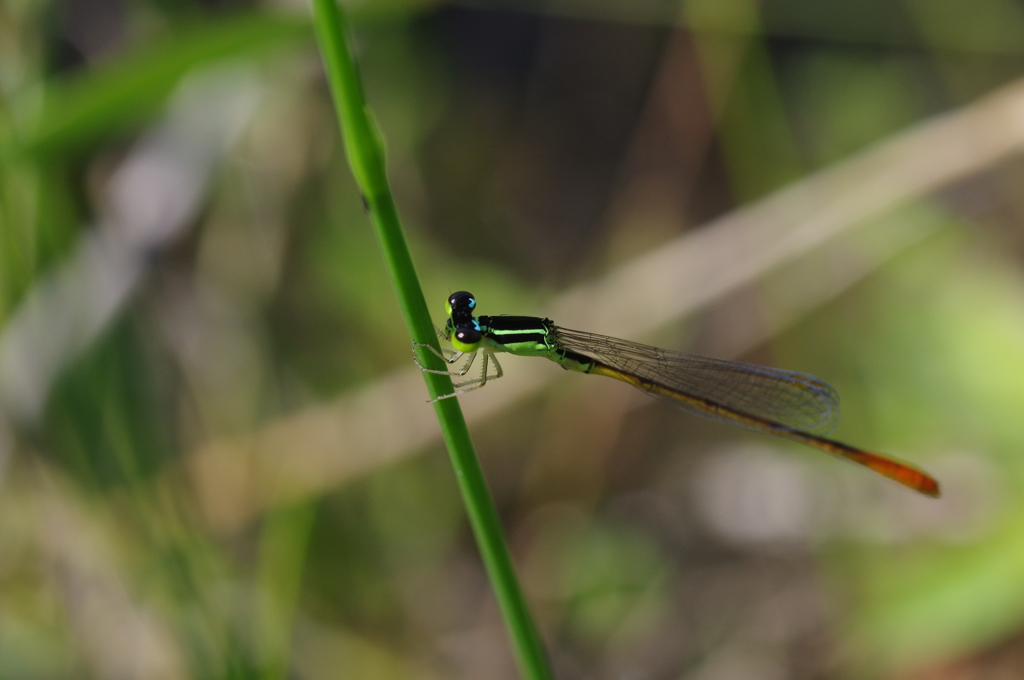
553;326;840;434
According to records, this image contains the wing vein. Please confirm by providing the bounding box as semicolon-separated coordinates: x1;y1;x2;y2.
553;326;840;433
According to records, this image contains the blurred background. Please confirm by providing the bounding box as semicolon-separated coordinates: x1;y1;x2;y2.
2;0;1024;677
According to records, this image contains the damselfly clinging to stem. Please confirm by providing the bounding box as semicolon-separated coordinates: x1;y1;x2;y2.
414;291;940;497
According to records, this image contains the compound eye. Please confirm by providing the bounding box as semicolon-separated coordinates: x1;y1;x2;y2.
452;326;482;352
445;291;476;316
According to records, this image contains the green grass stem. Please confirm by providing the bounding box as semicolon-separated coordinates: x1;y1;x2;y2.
308;3;553;679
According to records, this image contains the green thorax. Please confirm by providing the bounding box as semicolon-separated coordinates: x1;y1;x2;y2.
464;315;595;373
476;315;554;357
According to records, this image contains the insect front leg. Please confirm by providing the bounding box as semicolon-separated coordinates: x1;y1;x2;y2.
428;350;503;402
413;342;480;377
451;349;503;390
413;342;460;371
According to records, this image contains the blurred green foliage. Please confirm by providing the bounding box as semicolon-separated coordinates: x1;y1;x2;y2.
3;1;1024;679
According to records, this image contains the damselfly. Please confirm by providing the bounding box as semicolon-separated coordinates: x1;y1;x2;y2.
414;291;940;497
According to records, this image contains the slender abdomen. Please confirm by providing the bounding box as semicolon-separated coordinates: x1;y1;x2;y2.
586;361;940;497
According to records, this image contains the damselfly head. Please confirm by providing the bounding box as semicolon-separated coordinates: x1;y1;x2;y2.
452;325;482;353
446;291;477;323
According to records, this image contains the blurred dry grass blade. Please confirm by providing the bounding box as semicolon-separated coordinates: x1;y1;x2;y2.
547;76;1024;335
188;76;1024;533
0;65;263;437
36;472;187;679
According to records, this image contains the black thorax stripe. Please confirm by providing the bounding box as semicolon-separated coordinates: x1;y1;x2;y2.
479;315;552;345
